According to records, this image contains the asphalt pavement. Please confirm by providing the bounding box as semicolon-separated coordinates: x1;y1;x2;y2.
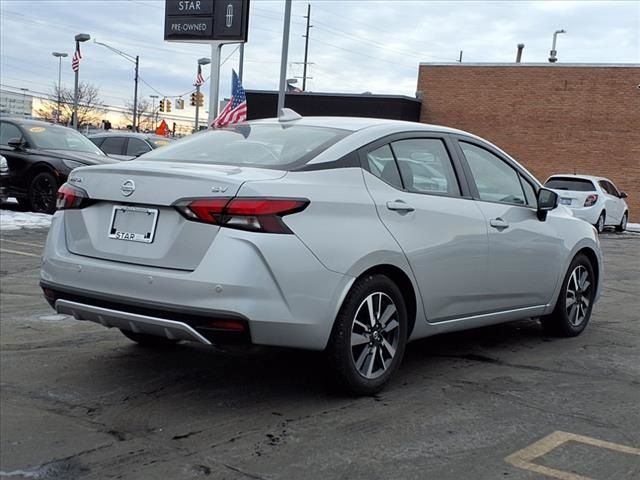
1;227;638;480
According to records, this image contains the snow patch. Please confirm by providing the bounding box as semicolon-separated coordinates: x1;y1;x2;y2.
1;209;52;231
627;223;640;233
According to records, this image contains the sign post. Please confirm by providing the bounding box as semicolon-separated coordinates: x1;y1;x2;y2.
164;0;249;127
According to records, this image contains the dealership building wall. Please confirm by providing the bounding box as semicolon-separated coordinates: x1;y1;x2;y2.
417;64;640;222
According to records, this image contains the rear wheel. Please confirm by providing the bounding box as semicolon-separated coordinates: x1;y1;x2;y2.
540;254;595;337
327;274;408;395
29;172;58;214
594;212;605;233
615;212;628;232
120;329;180;347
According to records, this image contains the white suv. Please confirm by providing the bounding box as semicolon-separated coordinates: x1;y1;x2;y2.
545;175;629;233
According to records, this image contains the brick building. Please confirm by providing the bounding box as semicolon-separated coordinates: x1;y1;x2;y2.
417;63;640;221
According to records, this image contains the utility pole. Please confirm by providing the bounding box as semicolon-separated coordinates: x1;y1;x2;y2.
133;55;139;131
150;95;158;130
302;3;312;91
196;57;211;131
238;43;245;82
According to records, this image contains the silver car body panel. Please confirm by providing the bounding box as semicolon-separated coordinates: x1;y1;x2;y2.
42;117;604;351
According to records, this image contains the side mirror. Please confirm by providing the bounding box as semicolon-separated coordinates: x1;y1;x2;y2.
8;137;26;150
619;192;628;199
537;188;558;221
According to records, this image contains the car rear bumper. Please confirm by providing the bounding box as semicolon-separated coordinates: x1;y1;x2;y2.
565;205;601;225
41;212;353;350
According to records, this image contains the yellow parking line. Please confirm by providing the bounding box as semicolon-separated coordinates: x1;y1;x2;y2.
0;248;41;258
505;430;640;480
0;238;44;248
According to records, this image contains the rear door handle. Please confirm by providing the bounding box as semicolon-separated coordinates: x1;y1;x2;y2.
386;200;415;213
489;218;509;229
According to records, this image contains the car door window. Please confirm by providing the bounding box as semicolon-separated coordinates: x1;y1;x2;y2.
390;139;460;196
126;138;151;156
519;175;537;207
99;137;126;155
605;181;620;197
366;144;403;190
89;137;105;147
0;122;23;146
460;142;527;206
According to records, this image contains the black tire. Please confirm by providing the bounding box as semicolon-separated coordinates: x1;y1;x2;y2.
594;212;605;234
28;172;58;214
615;211;628;232
327;274;408;395
540;254;595;337
120;329;180;347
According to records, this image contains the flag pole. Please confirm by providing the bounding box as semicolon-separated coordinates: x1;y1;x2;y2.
208;43;223;127
277;0;292;116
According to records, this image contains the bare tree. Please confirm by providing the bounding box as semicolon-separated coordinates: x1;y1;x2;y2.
36;82;105;128
123;97;153;131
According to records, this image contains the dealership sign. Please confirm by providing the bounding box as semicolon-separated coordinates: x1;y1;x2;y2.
164;0;250;43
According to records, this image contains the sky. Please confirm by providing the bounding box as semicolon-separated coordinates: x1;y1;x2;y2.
1;0;639;126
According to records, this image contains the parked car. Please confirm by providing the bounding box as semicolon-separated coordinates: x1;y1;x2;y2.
544;174;629;233
41;116;603;394
0;154;8;202
0;118;117;213
88;132;173;161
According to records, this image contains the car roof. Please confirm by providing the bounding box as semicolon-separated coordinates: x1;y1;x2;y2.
251;116;466;135
1;117;60;128
547;174;611;183
87;132;153;139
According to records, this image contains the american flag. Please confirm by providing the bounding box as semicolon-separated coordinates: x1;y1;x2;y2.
71;44;82;73
211;70;247;128
194;64;205;87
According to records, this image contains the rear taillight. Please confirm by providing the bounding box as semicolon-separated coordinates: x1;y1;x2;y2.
56;183;92;210
584;194;598;207
174;197;309;234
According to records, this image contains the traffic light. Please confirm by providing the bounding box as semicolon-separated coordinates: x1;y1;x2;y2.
159;99;165;112
190;93;197;106
197;92;204;107
176;99;184;110
166;100;172;113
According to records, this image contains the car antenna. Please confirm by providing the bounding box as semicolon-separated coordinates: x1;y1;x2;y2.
278;108;302;122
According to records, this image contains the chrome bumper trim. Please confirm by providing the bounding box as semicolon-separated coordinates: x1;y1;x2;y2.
55;299;212;345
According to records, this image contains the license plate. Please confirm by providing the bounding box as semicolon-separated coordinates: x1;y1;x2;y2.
108;206;158;243
560;198;572;205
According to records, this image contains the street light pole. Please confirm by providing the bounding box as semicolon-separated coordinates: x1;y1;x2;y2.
72;33;90;130
94;40;140;131
277;0;293;116
196;57;211;132
52;52;68;123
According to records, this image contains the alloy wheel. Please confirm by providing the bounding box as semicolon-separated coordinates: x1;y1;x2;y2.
597;214;604;233
566;265;592;327
350;292;400;379
31;175;56;213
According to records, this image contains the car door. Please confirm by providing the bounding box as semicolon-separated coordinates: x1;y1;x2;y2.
598;180;621;224
360;135;490;322
125;137;152;158
455;139;564;311
98;136;129;161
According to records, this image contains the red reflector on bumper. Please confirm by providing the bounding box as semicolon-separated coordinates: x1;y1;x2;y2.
208;320;246;332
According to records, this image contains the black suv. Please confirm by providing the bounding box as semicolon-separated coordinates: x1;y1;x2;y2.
0;118;116;213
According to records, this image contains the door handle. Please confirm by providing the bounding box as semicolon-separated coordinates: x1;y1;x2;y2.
489;218;509;229
386;200;415;212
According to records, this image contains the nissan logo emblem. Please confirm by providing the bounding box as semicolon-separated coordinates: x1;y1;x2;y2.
121;180;135;197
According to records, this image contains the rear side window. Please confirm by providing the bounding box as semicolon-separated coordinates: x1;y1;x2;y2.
100;137;126;155
126;138;151;156
390;139;460;196
366;145;402;189
141;124;349;170
545;178;596;192
599;180;620;197
89;137;104;147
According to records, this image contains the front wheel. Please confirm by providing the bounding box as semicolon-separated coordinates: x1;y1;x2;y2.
327;274;408;395
615;212;628;232
29;172;58;214
540;254;595;337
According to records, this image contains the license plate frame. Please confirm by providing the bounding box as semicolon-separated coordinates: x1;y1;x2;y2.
108;205;159;244
560;198;572;205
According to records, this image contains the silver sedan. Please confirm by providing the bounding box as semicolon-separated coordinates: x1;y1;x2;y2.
41;115;603;394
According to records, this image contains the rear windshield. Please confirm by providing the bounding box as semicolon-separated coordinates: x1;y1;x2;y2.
139;124;349;169
544;177;596;192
